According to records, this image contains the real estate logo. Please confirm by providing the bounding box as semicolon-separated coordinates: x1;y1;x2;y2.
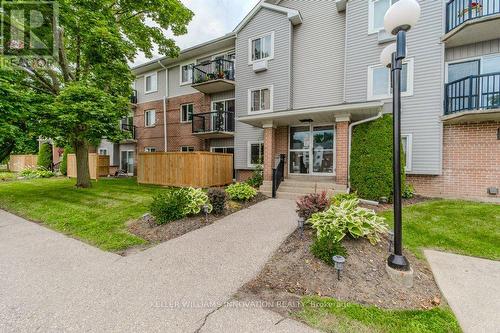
0;1;57;63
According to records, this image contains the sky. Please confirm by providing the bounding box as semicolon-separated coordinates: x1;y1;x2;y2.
132;0;260;67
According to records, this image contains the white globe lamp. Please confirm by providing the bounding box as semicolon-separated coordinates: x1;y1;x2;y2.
384;0;421;35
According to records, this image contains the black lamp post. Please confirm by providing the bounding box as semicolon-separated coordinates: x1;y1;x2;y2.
380;0;421;271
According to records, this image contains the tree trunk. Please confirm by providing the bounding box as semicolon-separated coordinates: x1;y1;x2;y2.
74;141;91;188
0;139;16;165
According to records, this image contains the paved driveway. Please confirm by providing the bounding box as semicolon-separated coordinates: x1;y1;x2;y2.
0;200;317;332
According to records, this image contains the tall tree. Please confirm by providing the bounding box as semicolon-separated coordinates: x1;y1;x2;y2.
1;0;193;187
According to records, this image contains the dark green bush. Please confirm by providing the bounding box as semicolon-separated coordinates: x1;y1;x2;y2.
60;147;73;176
350;115;405;202
310;235;347;266
207;188;227;215
150;189;190;225
37;143;53;170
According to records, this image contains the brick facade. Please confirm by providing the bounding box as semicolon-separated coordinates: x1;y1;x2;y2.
263;126;276;181
335;121;349;185
408;121;500;201
275;126;289;179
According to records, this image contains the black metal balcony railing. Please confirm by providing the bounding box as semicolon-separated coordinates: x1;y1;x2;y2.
131;89;138;104
445;72;500;114
121;123;136;139
192;59;235;84
446;0;500;32
192;111;235;134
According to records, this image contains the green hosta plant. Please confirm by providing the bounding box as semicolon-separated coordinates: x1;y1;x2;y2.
225;183;257;201
184;188;212;215
309;198;388;245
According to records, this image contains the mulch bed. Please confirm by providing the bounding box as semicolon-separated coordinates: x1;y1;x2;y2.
123;193;268;255
237;229;442;315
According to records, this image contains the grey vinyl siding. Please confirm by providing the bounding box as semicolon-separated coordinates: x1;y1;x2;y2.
280;0;345;108
445;39;500;62
136;69;166;104
211;90;235;101
210;138;234;148
234;8;292;170
344;0;444;175
168;66;199;97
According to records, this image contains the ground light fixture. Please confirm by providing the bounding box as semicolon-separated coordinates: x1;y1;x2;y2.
298;217;305;239
202;204;210;223
381;0;421;272
332;255;346;281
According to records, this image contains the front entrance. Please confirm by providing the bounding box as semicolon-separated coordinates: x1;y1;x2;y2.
289;125;335;175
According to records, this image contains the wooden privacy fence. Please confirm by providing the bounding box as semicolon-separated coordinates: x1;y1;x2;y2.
67;154;110;180
8;155;38;172
137;152;233;188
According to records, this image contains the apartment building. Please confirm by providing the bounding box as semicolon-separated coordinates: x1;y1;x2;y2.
108;0;499;201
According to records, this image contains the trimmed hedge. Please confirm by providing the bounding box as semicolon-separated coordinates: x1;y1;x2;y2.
37;143;53;170
350;115;405;201
60;147;73;176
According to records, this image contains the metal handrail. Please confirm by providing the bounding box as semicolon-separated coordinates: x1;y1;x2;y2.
192;59;235;84
192;111;235;133
272;154;286;198
444;72;500;114
121;123;136;139
446;0;500;32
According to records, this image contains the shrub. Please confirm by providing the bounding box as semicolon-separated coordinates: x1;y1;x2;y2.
310;235;347;266
309;198;388;245
60;147;73;176
402;183;415;199
296;191;329;221
208;188;227;215
184;188;212;215
37;143;53;170
226;183;257;201
20;167;55;179
150;189;190;225
350;115;406;202
246;163;263;188
330;192;359;207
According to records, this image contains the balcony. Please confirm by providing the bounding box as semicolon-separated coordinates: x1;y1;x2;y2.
191;59;235;94
131;89;138;105
444;0;500;47
121;123;137;142
192;111;235;139
444;72;500;122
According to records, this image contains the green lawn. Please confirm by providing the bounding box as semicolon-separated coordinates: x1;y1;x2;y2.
297;297;461;333
0;177;165;251
0;171;17;181
381;200;500;260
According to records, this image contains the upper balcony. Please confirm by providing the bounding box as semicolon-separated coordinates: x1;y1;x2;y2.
131;89;138;106
192;111;235;139
444;72;500;122
121;123;137;143
444;0;500;47
191;59;235;94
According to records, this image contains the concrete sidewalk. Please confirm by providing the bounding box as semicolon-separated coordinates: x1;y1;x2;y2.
0;201;317;332
425;250;500;333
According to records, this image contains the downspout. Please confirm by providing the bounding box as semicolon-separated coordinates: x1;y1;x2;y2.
347;109;383;191
157;60;169;152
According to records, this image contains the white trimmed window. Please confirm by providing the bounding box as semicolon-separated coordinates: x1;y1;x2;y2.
249;32;274;64
144;72;157;93
144;147;156;153
98;148;108;156
368;0;397;34
248;87;272;113
402;134;412;172
180;63;194;85
367;58;413;100
145;110;156;127
248;141;264;167
181;146;195;152
181;104;194;123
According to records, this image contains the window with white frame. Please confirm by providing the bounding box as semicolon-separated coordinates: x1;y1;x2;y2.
180;63;194;85
248;141;264;167
249;32;274;63
401;134;412;172
98;148;108;156
181;146;195;152
144;72;157;93
367;59;413;100
144;147;156;153
144;109;156;127
368;0;398;34
181;104;194;123
248;87;272;113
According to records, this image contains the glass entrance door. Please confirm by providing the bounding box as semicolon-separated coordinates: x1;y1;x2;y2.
289;125;335;175
120;150;134;175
